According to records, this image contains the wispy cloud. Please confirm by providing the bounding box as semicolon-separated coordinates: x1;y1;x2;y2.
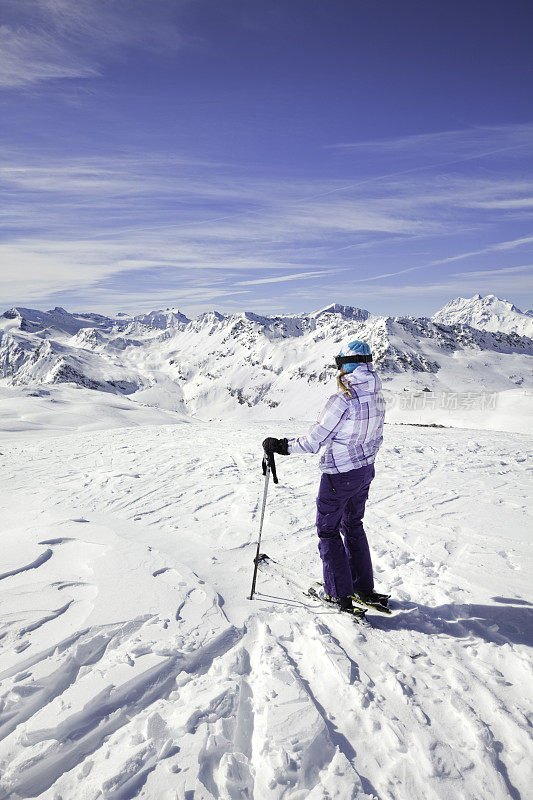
0;25;98;88
1;124;533;314
348;235;533;284
0;0;183;89
452;263;533;279
275;270;533;310
320;126;533;210
354;271;533;302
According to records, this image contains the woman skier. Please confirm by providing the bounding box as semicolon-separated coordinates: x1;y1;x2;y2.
262;339;387;613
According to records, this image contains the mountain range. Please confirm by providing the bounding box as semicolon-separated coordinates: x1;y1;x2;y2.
1;295;531;428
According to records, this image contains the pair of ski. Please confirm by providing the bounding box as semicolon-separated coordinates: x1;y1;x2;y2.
256;554;391;623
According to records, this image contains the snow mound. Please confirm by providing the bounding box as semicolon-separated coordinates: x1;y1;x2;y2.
0;385;188;439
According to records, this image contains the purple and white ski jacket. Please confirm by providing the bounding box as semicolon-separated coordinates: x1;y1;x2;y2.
287;366;385;474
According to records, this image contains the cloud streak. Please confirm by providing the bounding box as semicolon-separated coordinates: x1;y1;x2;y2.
329;124;533;160
236;269;343;286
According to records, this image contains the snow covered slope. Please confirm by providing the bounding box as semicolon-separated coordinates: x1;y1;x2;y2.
0;385;188;439
0;418;531;799
432;293;533;338
1;301;532;432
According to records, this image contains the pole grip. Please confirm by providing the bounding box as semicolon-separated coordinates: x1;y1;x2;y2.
261;451;278;484
268;450;278;484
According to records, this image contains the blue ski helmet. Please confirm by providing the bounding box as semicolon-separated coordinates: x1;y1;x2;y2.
335;339;372;373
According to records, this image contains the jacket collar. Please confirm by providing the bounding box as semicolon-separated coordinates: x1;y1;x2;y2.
343;365;373;384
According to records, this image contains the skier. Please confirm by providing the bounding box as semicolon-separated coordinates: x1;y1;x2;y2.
262;340;386;613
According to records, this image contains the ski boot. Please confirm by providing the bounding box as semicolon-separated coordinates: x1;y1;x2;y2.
317;589;366;617
351;588;392;614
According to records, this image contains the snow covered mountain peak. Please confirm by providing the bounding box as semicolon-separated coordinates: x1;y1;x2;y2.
312;303;371;322
1;306;116;335
432;294;533;337
133;308;190;329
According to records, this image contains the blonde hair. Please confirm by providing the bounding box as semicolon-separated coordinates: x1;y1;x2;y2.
337;372;353;398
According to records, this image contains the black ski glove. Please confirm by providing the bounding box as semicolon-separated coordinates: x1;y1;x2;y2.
262;437;289;456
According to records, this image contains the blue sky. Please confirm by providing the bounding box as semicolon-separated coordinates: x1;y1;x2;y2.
1;0;533;317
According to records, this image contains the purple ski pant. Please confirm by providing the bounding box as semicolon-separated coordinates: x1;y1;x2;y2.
316;463;375;599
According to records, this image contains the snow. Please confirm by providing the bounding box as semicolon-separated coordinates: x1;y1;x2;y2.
0;406;531;799
384;388;532;434
2;300;532;433
134;309;190;330
311;304;371;322
1;296;532;797
432;294;533;339
0;385;187;439
0;306;119;336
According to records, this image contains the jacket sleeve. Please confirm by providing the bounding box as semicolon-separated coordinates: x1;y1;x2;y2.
287;394;348;455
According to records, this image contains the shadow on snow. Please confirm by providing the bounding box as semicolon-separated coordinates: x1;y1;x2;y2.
254;593;533;647
371;596;533;647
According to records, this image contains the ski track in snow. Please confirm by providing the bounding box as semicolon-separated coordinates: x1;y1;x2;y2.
0;421;531;799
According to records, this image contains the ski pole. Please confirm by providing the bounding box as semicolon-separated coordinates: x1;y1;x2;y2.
249;450;276;599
